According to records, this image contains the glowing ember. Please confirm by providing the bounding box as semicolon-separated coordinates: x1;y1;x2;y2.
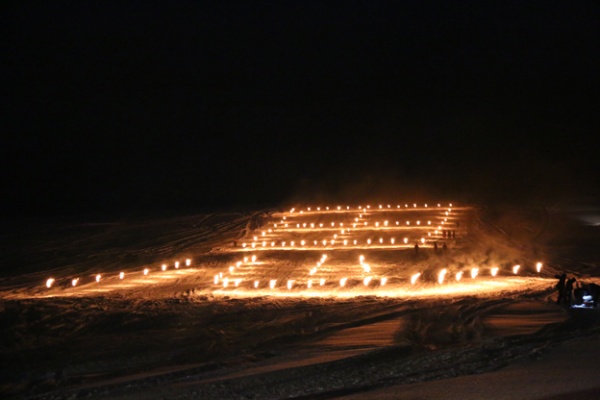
95;274;101;283
410;273;421;285
470;268;479;279
513;265;520;274
536;262;543;273
144;268;149;276
119;272;125;279
72;278;79;287
46;278;54;288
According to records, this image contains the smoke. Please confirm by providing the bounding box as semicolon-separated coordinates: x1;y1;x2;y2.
283;167;459;210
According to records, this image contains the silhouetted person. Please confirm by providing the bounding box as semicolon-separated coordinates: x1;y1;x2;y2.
564;277;576;307
442;243;448;253
434;242;439;254
414;243;419;255
555;273;567;305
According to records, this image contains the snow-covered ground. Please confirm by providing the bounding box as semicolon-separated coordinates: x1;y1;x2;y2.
1;201;599;399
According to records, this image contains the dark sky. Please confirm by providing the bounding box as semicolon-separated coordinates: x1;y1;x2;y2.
2;1;599;217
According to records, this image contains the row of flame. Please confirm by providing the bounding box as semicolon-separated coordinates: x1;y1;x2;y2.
44;258;192;289
213;255;544;290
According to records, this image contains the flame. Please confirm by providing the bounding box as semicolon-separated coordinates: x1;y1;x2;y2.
254;280;259;288
513;265;520;274
340;277;348;287
470;268;479;279
270;279;277;289
363;276;372;286
491;267;499;277
380;277;387;286
307;279;313;289
214;275;219;284
536;262;543;273
175;261;180;269
438;269;447;284
411;273;421;285
46;278;54;288
223;278;229;288
456;271;463;281
161;264;167;271
95;274;101;283
287;280;294;290
119;272;125;279
319;278;325;286
72;278;79;287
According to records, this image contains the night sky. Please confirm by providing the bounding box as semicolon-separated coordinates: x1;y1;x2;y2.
2;1;599;218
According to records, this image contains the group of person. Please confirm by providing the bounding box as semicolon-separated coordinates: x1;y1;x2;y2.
555;273;577;306
555;273;600;308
